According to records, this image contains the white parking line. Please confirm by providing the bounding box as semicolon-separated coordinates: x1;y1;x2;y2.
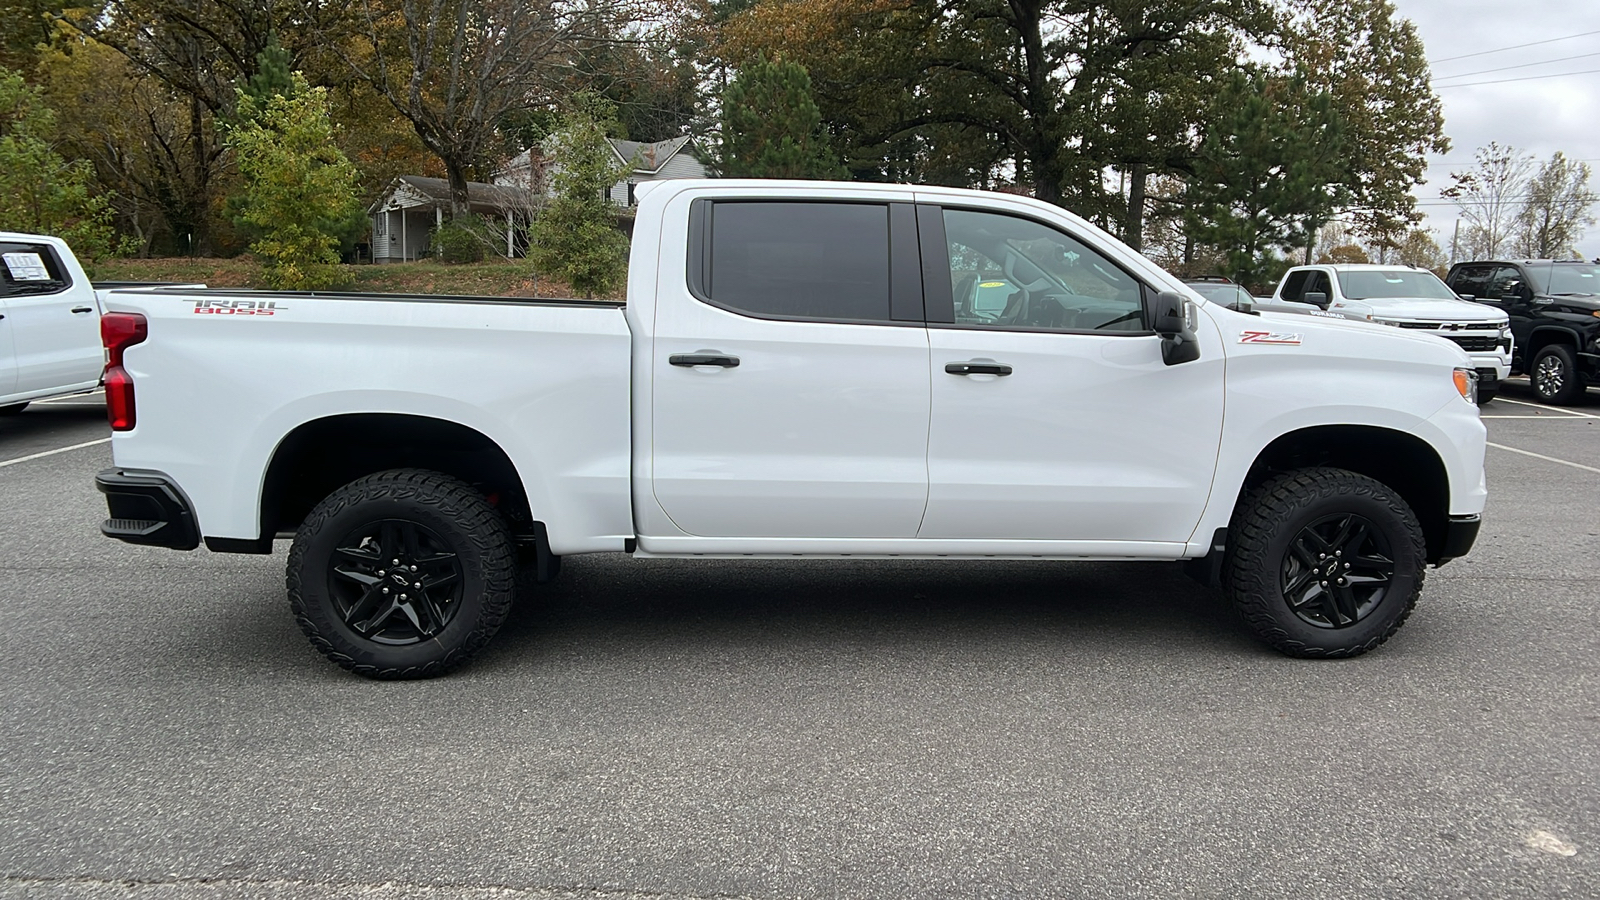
0;438;112;469
1493;397;1598;418
1488;441;1600;475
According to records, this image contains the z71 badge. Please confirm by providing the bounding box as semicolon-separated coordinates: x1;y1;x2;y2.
191;298;283;316
1239;330;1302;345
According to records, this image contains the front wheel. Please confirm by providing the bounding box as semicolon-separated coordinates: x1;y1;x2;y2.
287;468;516;679
1531;345;1583;405
1476;386;1497;405
1225;468;1425;658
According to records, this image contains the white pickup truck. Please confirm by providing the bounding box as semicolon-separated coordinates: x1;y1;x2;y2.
94;180;1487;678
1261;264;1513;403
0;232;115;414
0;231;202;415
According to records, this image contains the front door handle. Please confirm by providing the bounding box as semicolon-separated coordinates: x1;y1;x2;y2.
71;307;94;314
945;361;1013;376
670;352;740;368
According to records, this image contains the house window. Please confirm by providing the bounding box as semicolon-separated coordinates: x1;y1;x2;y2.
375;214;386;236
627;182;637;206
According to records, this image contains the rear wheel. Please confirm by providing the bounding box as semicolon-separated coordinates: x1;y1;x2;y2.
0;402;28;416
1531;344;1583;405
287;468;515;679
1225;467;1425;658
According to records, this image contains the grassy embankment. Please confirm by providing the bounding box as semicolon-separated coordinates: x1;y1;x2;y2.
91;257;621;300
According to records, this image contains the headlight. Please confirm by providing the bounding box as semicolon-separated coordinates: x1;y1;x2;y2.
1453;367;1478;404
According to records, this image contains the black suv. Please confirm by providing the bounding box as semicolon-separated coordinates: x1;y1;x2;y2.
1445;260;1600;404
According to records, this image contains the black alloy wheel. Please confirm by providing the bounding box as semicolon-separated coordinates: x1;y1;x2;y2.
1280;513;1395;629
288;468;516;679
1225;467;1425;658
327;519;465;645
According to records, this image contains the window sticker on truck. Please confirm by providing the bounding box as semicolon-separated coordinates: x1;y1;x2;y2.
191;299;283;316
1239;330;1302;345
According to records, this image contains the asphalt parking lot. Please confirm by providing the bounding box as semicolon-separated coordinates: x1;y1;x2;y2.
1;384;1596;899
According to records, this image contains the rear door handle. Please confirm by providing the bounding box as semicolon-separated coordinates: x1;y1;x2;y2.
945;361;1013;376
71;307;94;314
670;353;740;368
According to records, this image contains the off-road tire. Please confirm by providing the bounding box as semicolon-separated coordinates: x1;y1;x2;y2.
0;402;28;415
1531;344;1583;406
1225;467;1425;658
287;468;515;679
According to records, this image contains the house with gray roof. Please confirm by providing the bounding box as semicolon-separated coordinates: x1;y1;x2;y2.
367;137;707;263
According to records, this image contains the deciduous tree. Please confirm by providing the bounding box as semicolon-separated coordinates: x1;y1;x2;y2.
0;65;124;260
1443;142;1534;260
1514;152;1597;259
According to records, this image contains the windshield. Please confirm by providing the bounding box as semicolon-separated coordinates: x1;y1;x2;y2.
1186;283;1253;306
1336;269;1458;301
1538;263;1600;295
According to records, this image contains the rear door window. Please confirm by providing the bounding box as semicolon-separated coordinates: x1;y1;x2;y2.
0;241;72;297
699;201;892;323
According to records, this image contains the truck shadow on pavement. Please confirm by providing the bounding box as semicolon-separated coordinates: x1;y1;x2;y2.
478;554;1261;672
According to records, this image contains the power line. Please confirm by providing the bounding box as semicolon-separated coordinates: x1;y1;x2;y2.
1427;29;1600;65
1434;67;1600;88
1433;50;1600;81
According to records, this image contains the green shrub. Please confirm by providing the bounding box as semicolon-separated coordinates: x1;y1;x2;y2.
431;217;490;264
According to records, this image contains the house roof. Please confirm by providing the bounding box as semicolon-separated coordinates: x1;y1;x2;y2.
367;175;533;215
608;136;695;174
493;135;700;182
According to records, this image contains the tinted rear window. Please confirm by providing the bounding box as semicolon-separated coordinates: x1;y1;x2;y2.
706;202;891;322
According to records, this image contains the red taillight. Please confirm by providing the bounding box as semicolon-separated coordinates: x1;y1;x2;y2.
101;313;147;432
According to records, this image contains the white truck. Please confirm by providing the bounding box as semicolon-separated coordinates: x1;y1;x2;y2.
1262;264;1513;403
0;231;203;415
93;180;1487;678
0;232;115;414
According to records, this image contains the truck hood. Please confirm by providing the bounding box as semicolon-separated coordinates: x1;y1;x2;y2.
1337;296;1506;323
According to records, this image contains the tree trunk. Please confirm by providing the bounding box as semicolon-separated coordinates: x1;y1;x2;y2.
445;160;471;221
1125;163;1147;251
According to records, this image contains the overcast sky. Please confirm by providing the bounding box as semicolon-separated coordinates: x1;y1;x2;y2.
1398;0;1600;261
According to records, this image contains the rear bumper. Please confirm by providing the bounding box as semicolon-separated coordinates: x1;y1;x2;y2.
95;468;199;550
1435;514;1481;565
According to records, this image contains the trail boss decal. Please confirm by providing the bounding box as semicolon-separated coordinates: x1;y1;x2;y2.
191;298;283;316
1239;330;1302;345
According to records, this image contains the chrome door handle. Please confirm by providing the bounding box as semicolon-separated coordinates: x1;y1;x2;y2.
945;361;1013;376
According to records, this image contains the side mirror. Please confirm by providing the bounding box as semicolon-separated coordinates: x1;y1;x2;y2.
1152;290;1200;366
1456;293;1476;301
1303;291;1329;309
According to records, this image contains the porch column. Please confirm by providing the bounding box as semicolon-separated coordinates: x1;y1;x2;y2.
506;214;514;258
401;211;407;261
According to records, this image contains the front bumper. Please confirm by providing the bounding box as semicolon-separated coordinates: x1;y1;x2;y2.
96;468;199;550
1435;514;1481;565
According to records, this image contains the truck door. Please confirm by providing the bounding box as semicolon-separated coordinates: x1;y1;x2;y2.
649;199;931;538
0;296;17;398
916;205;1224;543
1;241;103;395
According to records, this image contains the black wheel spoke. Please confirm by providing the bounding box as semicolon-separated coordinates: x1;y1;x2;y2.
333;566;380;587
325;516;466;646
1280;511;1396;630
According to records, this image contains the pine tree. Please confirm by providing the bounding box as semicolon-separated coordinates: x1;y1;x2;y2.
716;54;842;179
527;96;630;298
1184;71;1347;286
224;72;364;289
